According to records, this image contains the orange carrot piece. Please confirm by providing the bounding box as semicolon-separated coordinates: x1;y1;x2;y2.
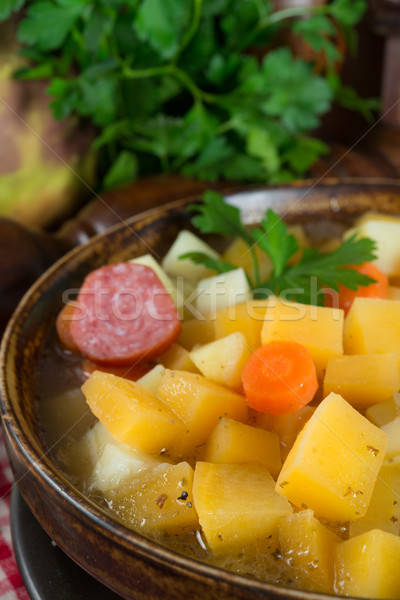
325;262;388;315
241;341;318;415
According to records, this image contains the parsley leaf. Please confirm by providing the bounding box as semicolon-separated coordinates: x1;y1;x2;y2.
18;0;86;52
187;191;377;306
179;253;236;274
251;210;299;279
3;0;373;186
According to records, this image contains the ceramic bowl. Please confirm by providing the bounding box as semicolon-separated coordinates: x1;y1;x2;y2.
2;180;400;600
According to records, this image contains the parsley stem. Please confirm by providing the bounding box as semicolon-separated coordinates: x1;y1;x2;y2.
172;0;203;64
250;246;260;287
123;63;215;104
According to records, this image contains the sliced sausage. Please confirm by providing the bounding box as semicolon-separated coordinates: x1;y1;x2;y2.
69;263;181;364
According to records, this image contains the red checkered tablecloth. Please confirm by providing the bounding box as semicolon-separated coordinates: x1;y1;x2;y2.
0;431;29;600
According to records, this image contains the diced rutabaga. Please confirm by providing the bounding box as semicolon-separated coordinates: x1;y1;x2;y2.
213;299;267;351
202;417;281;478
136;364;165;395
156;369;248;459
344;298;400;371
193;462;292;556
335;529;400;599
82;370;183;454
261;297;344;379
380;416;400;459
194;267;251;317
276;392;388;521
351;212;400;276
323;353;400;409
189;332;252;389
107;461;198;536
161;229;219;283
278;509;340;593
349;465;400;537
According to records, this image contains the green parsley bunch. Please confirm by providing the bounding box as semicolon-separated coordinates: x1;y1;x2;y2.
1;0;377;189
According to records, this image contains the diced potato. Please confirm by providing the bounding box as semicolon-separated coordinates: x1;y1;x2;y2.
276;392;388;521
213;299;268;351
203;417;281;478
335;529;400;598
381;416;400;459
192;462;292;556
221;237;272;282
129;253;183;311
261;297;344;379
110;461;198;535
157;343;199;373
344;298;400;369
137;364;165;395
161;229;219;283
156;369;248;459
178;316;215;350
90;442;161;495
351;211;400;276
195;268;251;317
251;405;314;460
366;394;400;427
81;371;183;454
349;465;400;537
323;353;400;409
65;420;115;481
190;332;252;389
278;509;339;593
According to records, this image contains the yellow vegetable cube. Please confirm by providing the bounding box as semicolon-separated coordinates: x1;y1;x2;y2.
178;316;215;350
381;416;400;459
366;394;400;427
323;353;400;409
110;461;198;536
278;509;339;593
251;405;315;461
193;462;292;555
276;392;388;521
156;369;248;459
137;364;165;395
349;465;400;537
344;298;400;369
81;370;183;454
221;237;272;282
352;211;400;276
158;343;199;373
161;229;219;282
195;268;251;316
189;332;252;389
335;529;400;599
203;417;281;478
213;299;268;350
261;297;344;378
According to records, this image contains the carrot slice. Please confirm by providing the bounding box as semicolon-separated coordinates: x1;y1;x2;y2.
241;341;318;415
325;262;388;315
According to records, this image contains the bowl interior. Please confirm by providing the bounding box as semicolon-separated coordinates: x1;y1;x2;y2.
3;180;400;599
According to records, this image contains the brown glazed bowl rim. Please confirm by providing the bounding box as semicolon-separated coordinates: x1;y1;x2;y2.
2;178;400;600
